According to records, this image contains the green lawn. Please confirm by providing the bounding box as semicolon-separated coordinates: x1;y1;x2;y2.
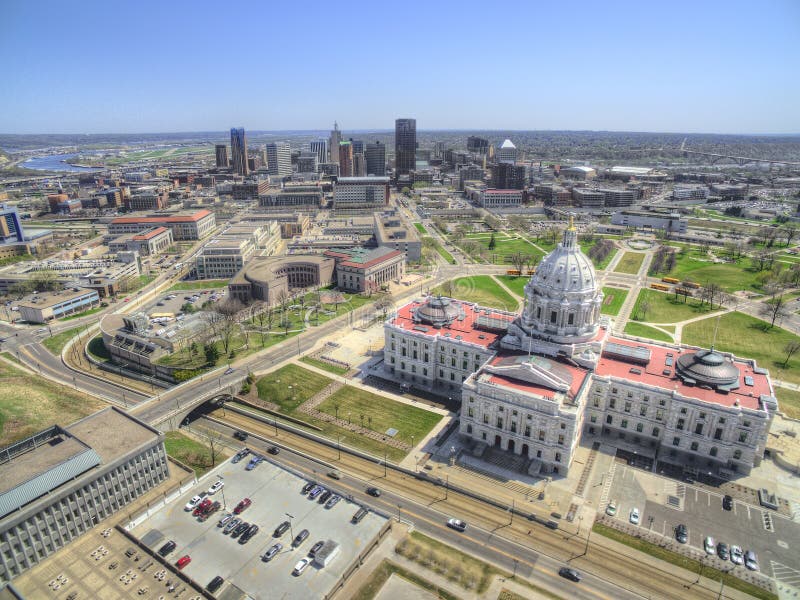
623;322;674;342
601;286;628;316
656;252;764;292
0;362;104;445
682;312;800;384
87;335;111;360
256;364;333;412
497;274;528;298
413;222;427;234
61;306;105;321
168;279;229;291
614;252;646;274
423;237;455;264
318;387;443;447
42;326;84;355
351;559;458;600
125;274;155;292
455;232;545;265
433;275;518;311
300;356;349;376
580;240;619;270
776;387;800;420
630;289;720;323
593;523;776;600
163;431;227;477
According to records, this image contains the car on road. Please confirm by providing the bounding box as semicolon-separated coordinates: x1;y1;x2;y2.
447;518;467;532
175;555;191;569
157;540;176;557
717;542;730;561
268;446;280;455
327;470;341;480
233;430;248;441
206;576;224;593
309;541;324;558
744;550;759;571
233;498;252;514
263;543;283;562
722;494;733;511
605;500;618;516
273;521;291;537
302;481;317;494
225;367;235;375
629;507;640;525
675;524;688;544
558;567;582;582
207;480;224;495
292;529;309;547
366;487;381;497
184;495;203;511
218;513;233;528
239;524;259;544
223;517;241;534
730;545;744;566
293;557;311;576
325;495;341;509
704;536;716;555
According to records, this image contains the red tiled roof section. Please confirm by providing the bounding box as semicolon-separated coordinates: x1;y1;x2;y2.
340;250;403;269
112;209;211;224
132;226;169;240
487;358;589;401
390;299;514;348
596;337;768;410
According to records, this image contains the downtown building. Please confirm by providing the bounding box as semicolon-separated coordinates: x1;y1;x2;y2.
395;118;417;176
383;222;777;478
333;177;390;213
215;144;229;168
266;142;292;178
365;141;386;176
230;127;249;176
108;209;216;240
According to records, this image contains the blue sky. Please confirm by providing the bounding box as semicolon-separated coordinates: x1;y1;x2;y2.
1;0;798;134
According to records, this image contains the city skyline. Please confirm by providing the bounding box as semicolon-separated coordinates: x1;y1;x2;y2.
1;0;799;135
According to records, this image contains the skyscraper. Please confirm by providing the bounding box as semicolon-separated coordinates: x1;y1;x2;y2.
215;144;229;168
496;139;517;164
353;153;366;177
310;138;328;165
365;141;386;176
395;118;417;175
266;142;292;178
338;141;354;177
230;127;249;175
491;162;527;190
330;122;342;165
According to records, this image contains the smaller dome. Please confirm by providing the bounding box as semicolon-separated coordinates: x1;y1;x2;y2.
676;348;740;391
413;296;463;327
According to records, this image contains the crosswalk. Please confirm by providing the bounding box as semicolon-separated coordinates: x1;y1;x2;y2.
770;560;800;590
598;462;617;507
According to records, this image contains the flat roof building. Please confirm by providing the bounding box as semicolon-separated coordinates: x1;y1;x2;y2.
108;209;216;240
324;246;405;293
17;288;100;323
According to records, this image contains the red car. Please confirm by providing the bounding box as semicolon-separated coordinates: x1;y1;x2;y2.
175;555;191;569
193;498;212;516
233;498;252;515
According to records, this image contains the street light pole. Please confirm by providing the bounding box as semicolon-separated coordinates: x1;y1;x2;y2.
445;474;449;500
285;512;295;543
217;475;226;510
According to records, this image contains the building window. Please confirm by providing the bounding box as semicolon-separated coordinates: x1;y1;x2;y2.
483;414;489;424
555;452;561;463
677;418;685;431
680;407;687;414
423;368;427;376
718;417;726;424
624;401;631;413
609;398;616;409
524;425;531;437
699;412;706;420
672;437;680;447
714;428;723;440
691;442;699;451
510;422;517;433
468;407;474;418
439;369;444;377
738;432;748;443
400;362;405;370
568;313;574;325
550;311;557;323
652;426;660;437
606;415;613;424
636;423;643;433
593;398;600;407
621;419;628;429
710;447;718;457
557;435;564;445
538;430;545;441
694;423;703;435
640;406;647;416
590;415;597;423
467;424;473;434
733;449;742;460
656;409;664;421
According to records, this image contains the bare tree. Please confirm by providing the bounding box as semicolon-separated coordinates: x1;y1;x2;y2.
782;223;799;247
752;249;774;272
700;282;722;310
524;254;540;274
783;341;800;367
374;294;394;319
510;252;527;274
760;286;790;329
441;279;455;297
637;299;651;321
213;299;244;355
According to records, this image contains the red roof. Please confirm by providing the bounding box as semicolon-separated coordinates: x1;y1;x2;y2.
112;209;211;224
595;337;769;410
132;226;169;240
390;298;514;348
486;355;589;401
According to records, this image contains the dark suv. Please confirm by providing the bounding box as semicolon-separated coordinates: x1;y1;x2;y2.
675;524;688;544
722;495;733;511
206;576;224;593
273;521;291;537
158;540;176;557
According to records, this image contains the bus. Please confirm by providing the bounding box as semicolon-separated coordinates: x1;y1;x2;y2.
149;312;175;320
661;277;680;284
650;283;670;291
682;281;701;289
506;269;521;276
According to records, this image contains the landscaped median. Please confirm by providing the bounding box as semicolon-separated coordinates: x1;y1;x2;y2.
592;521;777;600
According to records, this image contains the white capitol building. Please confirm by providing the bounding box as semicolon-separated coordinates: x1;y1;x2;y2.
383;221;777;478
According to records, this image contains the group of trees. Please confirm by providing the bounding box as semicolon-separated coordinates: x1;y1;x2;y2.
648;246;677;276
587;239;615;267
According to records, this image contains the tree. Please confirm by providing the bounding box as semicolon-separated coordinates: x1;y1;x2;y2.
760;286;790;329
524;254;540;274
637;299;650;321
488;233;496;250
783;341;800;367
204;343;220;365
700;282;722;310
510;252;527;274
782;223;799;247
213;299;243;355
374;294;394;319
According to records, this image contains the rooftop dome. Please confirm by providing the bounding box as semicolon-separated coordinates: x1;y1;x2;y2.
412;295;463;328
675;348;740;391
527;218;597;297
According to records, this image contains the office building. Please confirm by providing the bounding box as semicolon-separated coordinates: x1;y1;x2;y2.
467;136;489;154
310;138;328;165
478;189;524;208
232;180;270;200
258;184;324;210
491;163;526;190
230;127;249;176
600;188;636;207
215;144;229;168
339;141;354;177
353;152;366;177
324;246;405;293
611;211;687;233
330;122;342;164
195;236;257;279
395;118;417;176
333;177;390;212
374;211;422;261
108;209;216;240
125;187;168;211
0;408;168;581
572;188;605;208
458;165;485;191
228;255;335;304
673;186;710;201
365;141;386;176
107;226;174;256
296;152;318;174
0;205;24;244
266;142;292;178
560;166;596;180
496;139;517;164
16;288;101;323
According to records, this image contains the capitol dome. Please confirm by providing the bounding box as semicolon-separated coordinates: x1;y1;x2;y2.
676;348;740;391
502;216;604;351
412;295;463;328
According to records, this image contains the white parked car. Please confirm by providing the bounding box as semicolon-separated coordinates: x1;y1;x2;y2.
447;518;467;532
744;550;759;571
629;507;640;525
207;480;224;495
184;495;202;511
730;545;744;566
293;557;311;576
605;500;618;516
704;536;716;555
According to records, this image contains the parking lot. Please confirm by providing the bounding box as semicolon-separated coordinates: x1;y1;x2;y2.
131;453;387;598
604;464;800;587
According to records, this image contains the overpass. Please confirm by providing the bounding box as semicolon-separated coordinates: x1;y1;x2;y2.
680;138;800;167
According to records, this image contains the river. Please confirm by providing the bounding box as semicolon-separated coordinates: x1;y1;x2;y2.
22;153;100;172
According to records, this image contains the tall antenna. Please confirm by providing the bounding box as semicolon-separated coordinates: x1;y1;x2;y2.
711;313;722;350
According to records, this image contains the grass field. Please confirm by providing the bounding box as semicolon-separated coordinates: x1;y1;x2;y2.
61;306;105;321
497;274;528;298
682;312;800;384
457;232;545;265
580;240;619;270
656;251;763;292
0;362;104;445
163;431;226;477
168;279;229;291
433;275;518;310
631;289;720;323
300;356;349;376
351;559;458;600
318;387;442;447
413;222;427;234
776;387;800;419
623;322;674;342
601;286;628;316
87;335;111;360
256;364;333;412
424;237;455;264
614;252;646;274
42;326;83;355
593;523;776;600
